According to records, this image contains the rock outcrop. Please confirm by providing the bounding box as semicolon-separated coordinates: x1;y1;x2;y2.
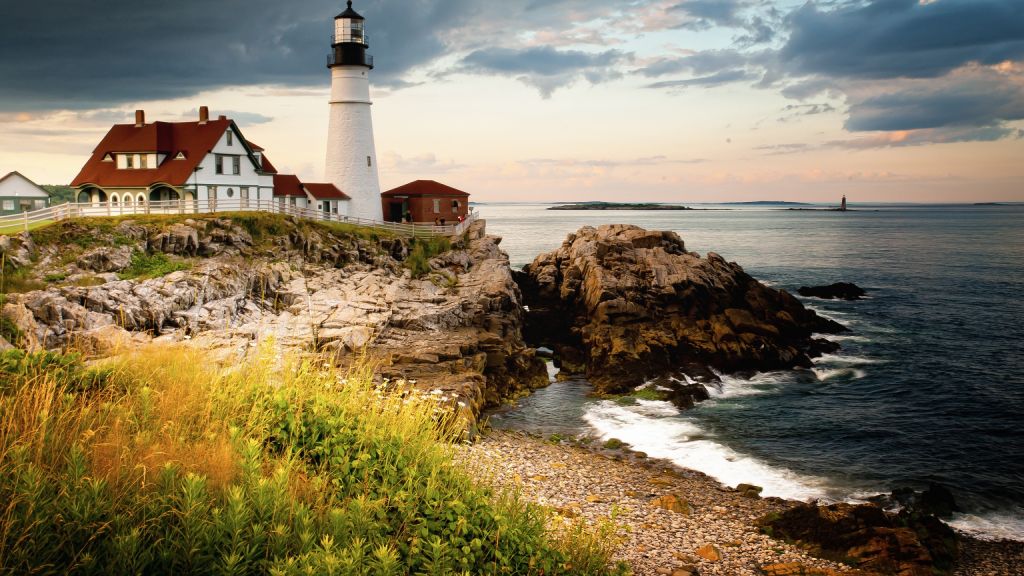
517;225;845;394
798;282;867;301
760;501;959;576
1;216;547;430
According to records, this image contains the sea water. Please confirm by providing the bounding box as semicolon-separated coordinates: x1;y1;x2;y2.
482;202;1024;541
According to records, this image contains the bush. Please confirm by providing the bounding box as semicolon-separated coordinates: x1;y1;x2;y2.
118;251;191;280
0;345;627;575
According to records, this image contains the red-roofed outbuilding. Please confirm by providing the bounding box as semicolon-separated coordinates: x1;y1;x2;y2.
381;180;470;223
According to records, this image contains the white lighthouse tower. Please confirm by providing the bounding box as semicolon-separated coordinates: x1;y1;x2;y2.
325;1;382;221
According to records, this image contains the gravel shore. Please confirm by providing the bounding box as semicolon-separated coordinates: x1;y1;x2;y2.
456;430;1024;576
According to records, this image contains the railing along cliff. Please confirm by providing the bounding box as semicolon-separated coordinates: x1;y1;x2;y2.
0;199;479;239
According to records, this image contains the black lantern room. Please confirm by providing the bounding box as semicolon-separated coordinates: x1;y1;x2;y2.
329;1;373;69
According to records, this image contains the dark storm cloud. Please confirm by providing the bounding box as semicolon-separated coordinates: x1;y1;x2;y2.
780;0;1024;80
845;73;1024;132
0;0;629;111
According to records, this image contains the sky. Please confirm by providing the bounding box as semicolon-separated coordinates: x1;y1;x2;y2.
1;0;1022;203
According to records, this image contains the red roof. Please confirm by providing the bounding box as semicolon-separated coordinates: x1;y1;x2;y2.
304;183;350;200
71;119;234;188
273;174;306;198
260;153;278;174
381;180;470;198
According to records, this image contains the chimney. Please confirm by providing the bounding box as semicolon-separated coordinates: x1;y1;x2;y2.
135;110;145;127
199;106;209;125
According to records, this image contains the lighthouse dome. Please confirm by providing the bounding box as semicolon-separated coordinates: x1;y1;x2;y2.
336;1;364;21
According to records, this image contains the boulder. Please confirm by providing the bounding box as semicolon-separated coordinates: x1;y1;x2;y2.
798;282;866;300
518;225;846;394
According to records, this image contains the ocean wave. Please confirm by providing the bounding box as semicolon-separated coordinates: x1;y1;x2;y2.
948;510;1024;542
709;371;794;399
816;353;884;365
813;367;867;381
583;401;833;501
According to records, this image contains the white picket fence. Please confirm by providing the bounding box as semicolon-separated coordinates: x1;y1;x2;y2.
0;199;478;239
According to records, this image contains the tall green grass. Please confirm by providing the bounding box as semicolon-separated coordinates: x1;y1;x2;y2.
0;344;627;575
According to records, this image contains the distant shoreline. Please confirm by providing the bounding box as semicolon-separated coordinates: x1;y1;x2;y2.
548;202;716;211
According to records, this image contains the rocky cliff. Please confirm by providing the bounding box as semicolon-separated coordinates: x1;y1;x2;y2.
517;224;845;394
0;215;548;429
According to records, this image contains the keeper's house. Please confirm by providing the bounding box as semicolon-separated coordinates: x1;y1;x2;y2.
0;172;49;215
381;180;470;224
71;108;347;214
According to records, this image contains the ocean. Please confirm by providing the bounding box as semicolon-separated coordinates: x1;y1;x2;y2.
481;202;1024;541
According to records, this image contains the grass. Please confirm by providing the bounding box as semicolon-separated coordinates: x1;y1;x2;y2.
0;219;54;236
118;252;192;280
406;236;452;279
0;344;628;575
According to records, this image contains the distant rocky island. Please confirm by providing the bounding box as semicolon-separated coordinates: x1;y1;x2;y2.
549;202;692;211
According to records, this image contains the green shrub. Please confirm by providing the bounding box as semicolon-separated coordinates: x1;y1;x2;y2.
405;237;451;279
118;251;191;280
0;345;627;575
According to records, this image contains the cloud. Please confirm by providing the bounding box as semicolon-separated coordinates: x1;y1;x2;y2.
0;0;634;111
458;47;630;96
671;0;748;29
647;69;756;89
780;0;1024;80
843;68;1024;131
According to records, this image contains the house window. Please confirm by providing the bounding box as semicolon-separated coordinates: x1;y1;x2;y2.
216;155;224;174
226;130;233;146
367;156;372;167
433;199;440;214
232;156;240;175
126;155;134;169
2;200;13;211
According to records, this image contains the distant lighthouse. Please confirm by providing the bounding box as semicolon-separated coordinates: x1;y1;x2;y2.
325;1;382;221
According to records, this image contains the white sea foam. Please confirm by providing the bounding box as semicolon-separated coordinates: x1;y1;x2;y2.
817;353;883;365
949;511;1024;542
710;371;792;399
583;401;833;501
813;367;867;381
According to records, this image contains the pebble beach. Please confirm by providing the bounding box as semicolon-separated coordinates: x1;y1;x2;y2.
457;430;1024;576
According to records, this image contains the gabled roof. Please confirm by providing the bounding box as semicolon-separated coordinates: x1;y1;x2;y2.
381;180;470;198
0;171;50;198
304;183;350;200
71;119;233;188
260;154;278;174
273;174;306;198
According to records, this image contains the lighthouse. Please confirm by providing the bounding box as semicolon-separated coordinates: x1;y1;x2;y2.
325;1;382;221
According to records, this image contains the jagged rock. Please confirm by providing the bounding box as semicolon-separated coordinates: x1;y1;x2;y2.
76;246;133;272
3;216;545;431
518;225;846;394
798;282;866;300
760;502;958;576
